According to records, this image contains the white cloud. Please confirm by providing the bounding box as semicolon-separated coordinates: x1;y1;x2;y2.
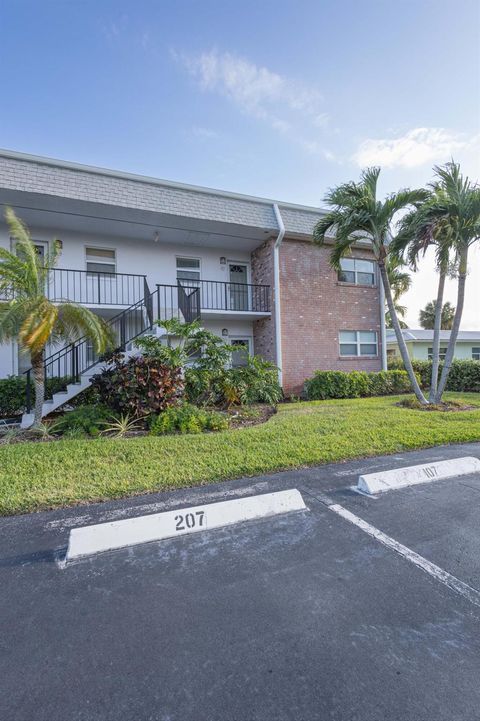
353;127;479;169
191;126;218;139
173;49;336;159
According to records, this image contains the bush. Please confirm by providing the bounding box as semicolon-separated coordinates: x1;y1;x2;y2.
90;352;183;417
305;369;414;400
185;356;282;408
388;358;480;392
0;375;71;417
149;403;229;436
54;405;113;437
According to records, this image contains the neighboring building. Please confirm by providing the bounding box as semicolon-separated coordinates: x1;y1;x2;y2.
386;329;480;361
0;149;383;408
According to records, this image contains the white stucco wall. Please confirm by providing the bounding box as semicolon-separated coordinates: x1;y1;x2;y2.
388;341;480;361
0;224;260;378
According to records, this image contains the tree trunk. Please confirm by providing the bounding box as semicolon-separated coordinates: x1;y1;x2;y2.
435;245;469;402
429;270;446;402
31;350;45;427
379;260;428;404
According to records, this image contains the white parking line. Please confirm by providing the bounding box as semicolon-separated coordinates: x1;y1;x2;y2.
329;503;480;609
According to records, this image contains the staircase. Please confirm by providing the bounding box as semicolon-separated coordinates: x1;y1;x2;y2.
21;283;201;428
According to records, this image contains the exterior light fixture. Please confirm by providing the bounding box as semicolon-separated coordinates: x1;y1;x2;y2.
220;256;227;265
153;231;160;243
222;328;229;337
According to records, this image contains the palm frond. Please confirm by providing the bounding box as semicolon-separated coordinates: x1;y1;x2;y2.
19;300;59;356
54;302;114;353
4;207;41;295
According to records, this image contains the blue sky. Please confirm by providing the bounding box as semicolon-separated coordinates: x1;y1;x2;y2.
1;0;479;326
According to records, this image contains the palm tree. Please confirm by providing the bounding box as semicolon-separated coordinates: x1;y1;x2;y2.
393;195;454;401
0;208;112;427
424;163;480;401
419;300;455;330
385;257;411;329
394;162;480;402
313;167;429;403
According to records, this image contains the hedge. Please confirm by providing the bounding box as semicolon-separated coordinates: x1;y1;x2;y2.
304;369;414;401
388;358;480;392
0;376;70;418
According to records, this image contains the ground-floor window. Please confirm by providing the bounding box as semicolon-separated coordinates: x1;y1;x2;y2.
339;331;378;357
428;347;447;360
230;337;252;367
472;347;480;360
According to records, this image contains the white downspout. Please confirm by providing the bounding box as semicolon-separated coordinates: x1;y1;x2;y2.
273;204;285;386
379;272;387;371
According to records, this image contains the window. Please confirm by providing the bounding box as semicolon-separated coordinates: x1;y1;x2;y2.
338;258;375;286
339;331;378;357
472;347;480;361
230;338;251;367
86;247;116;274
428;347;447;360
176;257;200;283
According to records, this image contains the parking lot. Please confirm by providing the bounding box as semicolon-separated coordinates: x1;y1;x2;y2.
1;442;480;721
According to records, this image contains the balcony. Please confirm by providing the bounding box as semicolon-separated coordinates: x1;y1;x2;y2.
156;280;271;322
47;268;148;307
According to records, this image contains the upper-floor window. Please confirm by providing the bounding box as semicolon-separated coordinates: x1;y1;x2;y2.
472;347;480;360
338;258;375;286
339;330;378;357
86;247;116;275
428;347;447;361
176;257;200;283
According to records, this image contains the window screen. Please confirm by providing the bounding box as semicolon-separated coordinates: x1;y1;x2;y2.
338;258;375;285
86;247;116;274
339;330;378;356
176;257;200;282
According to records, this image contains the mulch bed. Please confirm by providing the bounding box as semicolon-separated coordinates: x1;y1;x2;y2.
0;404;277;444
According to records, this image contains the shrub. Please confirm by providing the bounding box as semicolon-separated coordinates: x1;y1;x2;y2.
388;358;480;392
149;403;229;436
0;376;26;417
0;375;71;417
90;352;183;417
55;405;113;437
305;369;414;400
185;356;282;408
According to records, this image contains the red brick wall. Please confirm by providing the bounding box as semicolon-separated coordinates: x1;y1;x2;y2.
251;238;276;363
279;239;382;394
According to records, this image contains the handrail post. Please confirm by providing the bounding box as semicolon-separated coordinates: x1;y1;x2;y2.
120;315;126;349
97;272;101;304
70;343;76;381
25;370;32;414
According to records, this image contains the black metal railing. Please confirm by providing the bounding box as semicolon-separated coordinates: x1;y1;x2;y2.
46;268;147;306
156;284;201;324
169;279;270;313
22;278;271;414
23;282;202;413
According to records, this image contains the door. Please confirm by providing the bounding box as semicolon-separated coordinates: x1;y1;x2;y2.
229;264;248;311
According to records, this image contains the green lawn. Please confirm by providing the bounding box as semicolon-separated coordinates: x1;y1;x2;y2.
1;393;480;515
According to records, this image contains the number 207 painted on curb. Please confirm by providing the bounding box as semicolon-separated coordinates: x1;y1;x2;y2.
175;510;206;531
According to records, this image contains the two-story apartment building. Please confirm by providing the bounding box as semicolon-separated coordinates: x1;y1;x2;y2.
0;149;384;406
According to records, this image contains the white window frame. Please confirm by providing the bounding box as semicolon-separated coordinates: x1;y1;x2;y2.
85;246;117;275
471;347;480;361
428;347;448;361
229;336;252;367
338;258;376;286
339;330;378;357
176;256;201;283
